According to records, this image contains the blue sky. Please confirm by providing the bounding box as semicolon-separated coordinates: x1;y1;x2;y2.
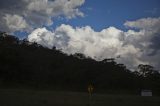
52;0;160;31
13;0;160;38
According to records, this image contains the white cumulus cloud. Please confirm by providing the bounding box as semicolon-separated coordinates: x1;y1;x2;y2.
124;17;160;31
0;0;85;33
2;14;30;32
28;17;160;70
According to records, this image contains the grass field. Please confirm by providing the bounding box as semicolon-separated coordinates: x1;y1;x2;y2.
0;89;160;106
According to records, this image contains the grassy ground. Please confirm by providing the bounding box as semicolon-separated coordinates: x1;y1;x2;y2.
0;89;160;106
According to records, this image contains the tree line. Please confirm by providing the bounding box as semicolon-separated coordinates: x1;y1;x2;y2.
0;32;160;94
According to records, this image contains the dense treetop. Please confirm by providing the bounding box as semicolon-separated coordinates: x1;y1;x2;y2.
0;32;160;94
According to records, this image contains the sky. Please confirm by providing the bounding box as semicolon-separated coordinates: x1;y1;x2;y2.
52;0;160;31
0;0;160;70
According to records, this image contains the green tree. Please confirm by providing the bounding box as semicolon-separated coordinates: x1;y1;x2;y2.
138;64;154;77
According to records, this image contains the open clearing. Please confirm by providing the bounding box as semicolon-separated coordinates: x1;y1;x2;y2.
0;89;160;106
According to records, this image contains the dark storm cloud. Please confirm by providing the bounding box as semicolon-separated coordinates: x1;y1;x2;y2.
0;0;21;9
0;0;26;13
